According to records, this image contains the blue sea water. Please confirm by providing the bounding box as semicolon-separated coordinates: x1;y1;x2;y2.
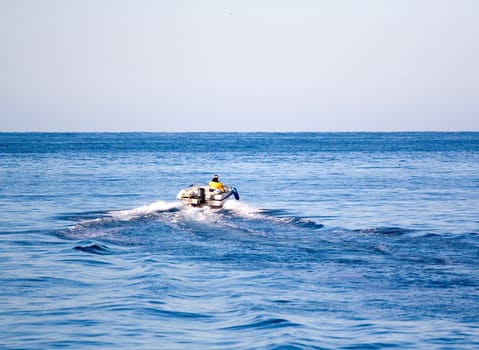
0;132;478;349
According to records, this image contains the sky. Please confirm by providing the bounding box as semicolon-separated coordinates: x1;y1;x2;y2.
0;0;478;132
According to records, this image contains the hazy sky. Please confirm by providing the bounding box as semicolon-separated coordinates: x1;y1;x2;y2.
1;0;478;131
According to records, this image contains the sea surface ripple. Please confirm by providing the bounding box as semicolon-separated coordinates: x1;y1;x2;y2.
0;132;478;349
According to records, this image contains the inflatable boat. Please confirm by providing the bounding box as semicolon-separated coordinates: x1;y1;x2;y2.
176;184;240;208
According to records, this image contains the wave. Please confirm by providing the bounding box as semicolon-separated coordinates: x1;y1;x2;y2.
353;226;416;236
107;200;182;221
222;201;324;230
64;200;182;228
58;199;326;246
60;199;475;252
69;199;322;228
221;316;301;331
74;243;113;255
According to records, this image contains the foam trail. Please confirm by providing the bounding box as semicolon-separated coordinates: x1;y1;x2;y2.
223;200;262;218
68;200;181;234
176;205;223;224
223;200;324;230
107;200;181;221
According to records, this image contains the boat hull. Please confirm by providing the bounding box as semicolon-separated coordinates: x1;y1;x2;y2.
176;185;239;208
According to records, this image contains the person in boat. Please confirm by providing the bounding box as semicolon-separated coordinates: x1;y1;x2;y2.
209;174;225;192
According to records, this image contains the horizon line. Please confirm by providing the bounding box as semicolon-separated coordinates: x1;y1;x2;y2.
1;130;478;134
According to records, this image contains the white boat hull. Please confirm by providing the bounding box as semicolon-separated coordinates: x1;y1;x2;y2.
176;185;239;208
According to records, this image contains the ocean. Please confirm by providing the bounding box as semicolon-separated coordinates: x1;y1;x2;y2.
1;132;478;349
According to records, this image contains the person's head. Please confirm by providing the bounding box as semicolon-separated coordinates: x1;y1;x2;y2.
212;175;219;182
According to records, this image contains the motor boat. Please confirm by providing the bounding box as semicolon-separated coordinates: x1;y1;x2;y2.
176;184;240;208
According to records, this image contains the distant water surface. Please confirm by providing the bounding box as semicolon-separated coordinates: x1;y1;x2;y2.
1;132;478;349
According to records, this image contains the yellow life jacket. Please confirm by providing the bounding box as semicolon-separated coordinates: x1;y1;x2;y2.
209;181;225;192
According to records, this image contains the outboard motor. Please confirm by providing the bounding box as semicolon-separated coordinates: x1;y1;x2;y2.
232;187;240;200
198;187;206;204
